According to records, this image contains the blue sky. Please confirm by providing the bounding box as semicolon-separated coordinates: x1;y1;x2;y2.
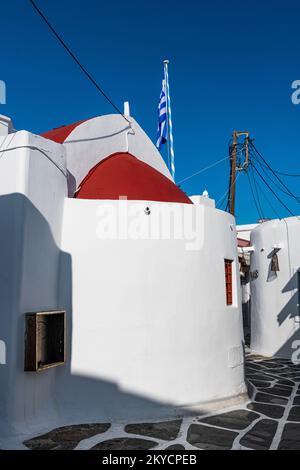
1;0;300;223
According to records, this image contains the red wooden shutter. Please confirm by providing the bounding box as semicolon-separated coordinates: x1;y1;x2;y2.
224;260;233;305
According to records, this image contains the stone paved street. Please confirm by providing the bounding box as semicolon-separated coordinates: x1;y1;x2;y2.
23;352;300;450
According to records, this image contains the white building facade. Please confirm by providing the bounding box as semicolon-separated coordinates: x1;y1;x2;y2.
250;217;300;358
0;114;246;439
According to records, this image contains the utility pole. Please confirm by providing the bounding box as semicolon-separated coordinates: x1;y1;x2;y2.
228;131;237;217
228;130;249;217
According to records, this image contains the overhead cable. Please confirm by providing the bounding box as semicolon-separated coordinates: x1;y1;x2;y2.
250;142;300;204
29;0;129;123
251;162;300;221
246;169;264;220
178;156;229;185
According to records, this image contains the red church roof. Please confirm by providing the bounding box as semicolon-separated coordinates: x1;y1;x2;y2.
237;237;251;248
75;152;192;204
41;119;87;143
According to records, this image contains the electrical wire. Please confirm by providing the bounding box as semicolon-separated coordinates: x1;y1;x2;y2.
256;161;300;178
270;169;300;177
216;170;241;209
249;166;281;219
177;156;229;185
249;147;300;177
251;161;300;221
29;0;129;123
250;150;300;201
246;168;264;221
218;197;228;211
0;142;67;176
250;142;300;204
249;165;265;219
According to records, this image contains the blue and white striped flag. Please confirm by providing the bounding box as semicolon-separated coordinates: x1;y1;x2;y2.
156;62;175;180
156;79;167;150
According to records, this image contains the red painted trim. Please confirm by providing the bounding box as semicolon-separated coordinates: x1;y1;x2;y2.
75;152;193;204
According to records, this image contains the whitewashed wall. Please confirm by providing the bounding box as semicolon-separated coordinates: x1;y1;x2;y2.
250;217;300;358
0;131;67;437
236;223;259;242
0;122;245;439
55;198;245;423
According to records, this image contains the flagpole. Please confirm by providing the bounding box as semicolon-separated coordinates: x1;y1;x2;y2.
163;59;175;181
163;60;171;173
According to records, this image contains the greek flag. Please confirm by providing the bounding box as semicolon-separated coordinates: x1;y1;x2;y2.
156;62;175;180
156;79;167;150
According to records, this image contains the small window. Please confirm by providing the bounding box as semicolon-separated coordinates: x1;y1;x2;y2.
25;311;66;372
224;259;233;306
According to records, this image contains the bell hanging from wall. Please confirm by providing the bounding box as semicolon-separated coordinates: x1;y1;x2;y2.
271;253;280;272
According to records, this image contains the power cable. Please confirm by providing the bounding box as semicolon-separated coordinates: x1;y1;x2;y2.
257;163;300;178
177;156;229;185
249;166;281;219
249;164;265;219
250;142;300;204
29;0;129;123
251;161;300;221
249;148;300;177
216;170;241;209
270;169;300;177
250;150;300;201
246;168;264;220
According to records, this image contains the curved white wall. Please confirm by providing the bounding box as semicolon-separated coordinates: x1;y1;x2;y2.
55;198;245;423
0;126;246;439
250;218;300;358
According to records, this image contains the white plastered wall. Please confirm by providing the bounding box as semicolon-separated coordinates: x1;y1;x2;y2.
250;217;300;358
55;197;245;423
0;131;67;437
0;126;246;438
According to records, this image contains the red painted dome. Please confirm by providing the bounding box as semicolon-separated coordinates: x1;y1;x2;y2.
75;152;192;204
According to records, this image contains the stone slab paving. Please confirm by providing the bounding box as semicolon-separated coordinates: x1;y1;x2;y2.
23;424;111;450
22;352;300;450
124;420;182;440
278;423;300;450
239;419;278;450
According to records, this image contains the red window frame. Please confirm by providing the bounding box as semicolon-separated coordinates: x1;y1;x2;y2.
224;259;233;306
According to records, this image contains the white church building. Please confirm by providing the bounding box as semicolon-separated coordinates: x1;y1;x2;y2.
0;112;246;439
249;217;300;359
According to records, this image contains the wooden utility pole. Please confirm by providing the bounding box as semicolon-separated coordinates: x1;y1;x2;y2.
229;131;238;217
228;131;249;217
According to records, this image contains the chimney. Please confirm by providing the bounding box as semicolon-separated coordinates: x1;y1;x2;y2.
0;115;13;136
123;101;130;116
